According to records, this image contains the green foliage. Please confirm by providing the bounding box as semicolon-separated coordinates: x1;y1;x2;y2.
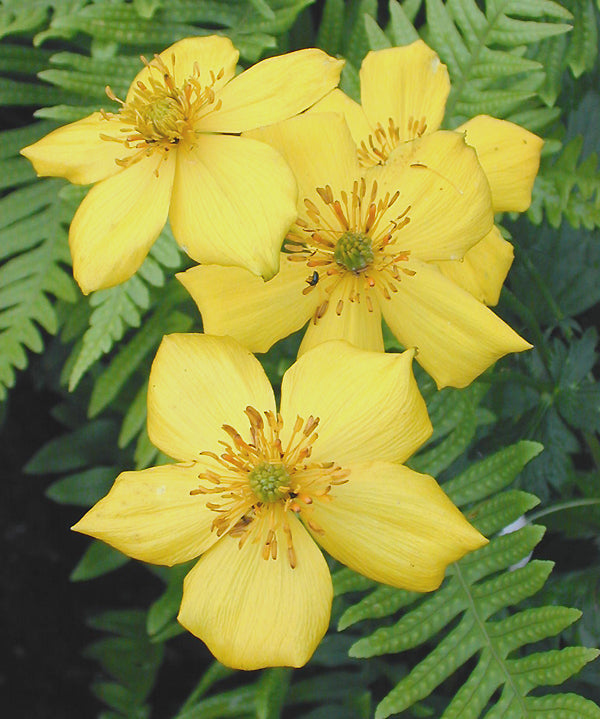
5;1;600;718
86;609;164;719
530;93;600;230
0;123;76;400
337;441;600;719
66;233;183;392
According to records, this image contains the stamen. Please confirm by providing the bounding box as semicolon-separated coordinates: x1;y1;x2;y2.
188;408;349;568
99;52;226;169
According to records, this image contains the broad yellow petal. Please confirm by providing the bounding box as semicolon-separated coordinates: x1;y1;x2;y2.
360;41;450;142
148;334;276;462
309;461;487;592
178;510;332;670
378;130;494;261
246;113;359;214
280;341;432;466
170;134;296;279
298;275;384;355
177;256;318;354
378;258;532;389
126;36;239;104
20;113;134;185
199;49;344;133
458;115;543;212
436;226;514;306
69;149;176;294
72;464;221;565
308;88;372;149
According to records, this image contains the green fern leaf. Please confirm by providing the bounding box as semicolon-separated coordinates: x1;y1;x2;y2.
67;232;182;392
87;307;192;417
387;0;420;44
317;0;346;54
337;439;598;718
49;4;198;47
0;5;47;39
564;0;598;78
0;127;77;400
529;135;600;229
423;0;571;125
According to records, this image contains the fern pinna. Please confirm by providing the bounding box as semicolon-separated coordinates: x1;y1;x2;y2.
335;439;599;719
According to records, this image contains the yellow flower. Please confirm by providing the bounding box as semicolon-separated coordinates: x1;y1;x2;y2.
21;36;344;294
179;113;531;388
309;40;544;305
73;334;486;670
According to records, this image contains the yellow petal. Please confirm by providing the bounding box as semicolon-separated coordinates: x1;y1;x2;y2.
177;256;318;354
69;149;176;294
178;510;332;670
298;275;384;356
458;115;543;212
147;334;276;461
169;134;296;279
280;341;432;466
126;36;239;104
307;88;372;149
435;226;514;306
360;41;450;141
246;113;359;214
199;49;344;133
72;464;220;565
20;113;134;185
377;130;494;261
309;461;487;591
378;258;532;389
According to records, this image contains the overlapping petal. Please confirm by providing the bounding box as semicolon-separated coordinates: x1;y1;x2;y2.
147;334;276;461
246;113;359;214
298;275;384;355
436;227;514;306
360;41;450;140
308;461;487;591
72;464;222;565
378;258;532;388
280;341;431;466
307;88;373;147
126;35;239;104
20;113;134;185
458;115;543;212
378;131;494;261
178;510;332;670
69;149;176;294
177;257;318;354
199;49;344;134
169;134;296;279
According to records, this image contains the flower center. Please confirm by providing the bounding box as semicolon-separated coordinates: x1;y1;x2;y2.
248;462;290;503
285;179;414;324
189;407;349;568
138;97;184;142
100;52;224;170
358;116;428;168
333;231;374;272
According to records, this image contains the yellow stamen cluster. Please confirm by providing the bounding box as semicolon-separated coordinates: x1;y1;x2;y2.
100;52;225;170
357;115;428;167
286;178;414;324
190;406;349;568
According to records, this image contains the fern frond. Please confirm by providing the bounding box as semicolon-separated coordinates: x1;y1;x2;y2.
85;609;164;718
336;439;600;718
426;0;571;125
529;135;600;230
356;0;571;131
66;231;182;392
37;0;311;63
0;124;77;400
